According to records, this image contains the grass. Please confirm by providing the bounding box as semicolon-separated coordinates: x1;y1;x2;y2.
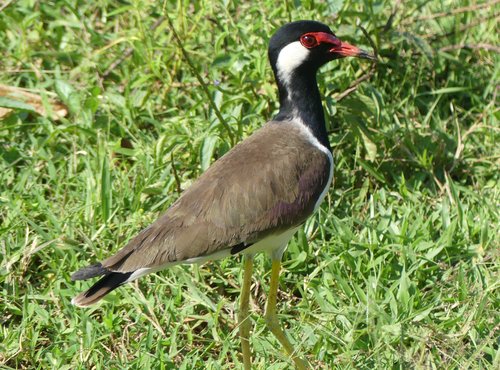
1;0;499;368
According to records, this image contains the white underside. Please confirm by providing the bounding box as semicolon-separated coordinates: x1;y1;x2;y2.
240;226;299;259
124;227;300;284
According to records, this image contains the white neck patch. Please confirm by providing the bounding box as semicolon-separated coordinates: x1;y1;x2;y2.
290;119;334;212
275;41;310;87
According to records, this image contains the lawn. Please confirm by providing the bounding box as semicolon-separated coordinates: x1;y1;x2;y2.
1;0;499;369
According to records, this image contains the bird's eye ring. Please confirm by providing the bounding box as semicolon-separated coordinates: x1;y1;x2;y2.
300;34;318;48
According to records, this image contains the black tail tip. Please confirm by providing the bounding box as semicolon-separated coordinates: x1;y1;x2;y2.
71;271;133;307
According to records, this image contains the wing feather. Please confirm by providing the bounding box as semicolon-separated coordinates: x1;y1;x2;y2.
102;122;331;272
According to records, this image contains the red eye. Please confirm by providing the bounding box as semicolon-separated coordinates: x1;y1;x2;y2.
300;34;318;48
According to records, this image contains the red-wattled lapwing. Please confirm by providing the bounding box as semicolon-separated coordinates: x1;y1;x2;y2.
72;20;375;369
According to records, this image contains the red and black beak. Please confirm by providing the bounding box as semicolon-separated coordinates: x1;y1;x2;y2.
332;39;377;60
303;32;377;61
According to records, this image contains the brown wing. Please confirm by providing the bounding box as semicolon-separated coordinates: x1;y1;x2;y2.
102;121;331;272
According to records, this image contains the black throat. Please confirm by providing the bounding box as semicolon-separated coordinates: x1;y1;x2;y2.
273;67;331;151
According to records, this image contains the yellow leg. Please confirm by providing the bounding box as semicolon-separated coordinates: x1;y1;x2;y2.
265;259;309;370
239;255;254;370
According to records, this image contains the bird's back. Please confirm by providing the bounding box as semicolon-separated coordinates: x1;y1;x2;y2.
99;120;332;273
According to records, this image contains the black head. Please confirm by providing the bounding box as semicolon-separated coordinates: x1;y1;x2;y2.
268;20;375;83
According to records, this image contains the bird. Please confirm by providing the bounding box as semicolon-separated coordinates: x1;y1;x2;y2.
71;20;375;369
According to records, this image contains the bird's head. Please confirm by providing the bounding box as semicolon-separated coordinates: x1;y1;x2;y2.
268;20;375;85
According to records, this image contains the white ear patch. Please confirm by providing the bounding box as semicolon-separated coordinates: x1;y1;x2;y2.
276;41;310;87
